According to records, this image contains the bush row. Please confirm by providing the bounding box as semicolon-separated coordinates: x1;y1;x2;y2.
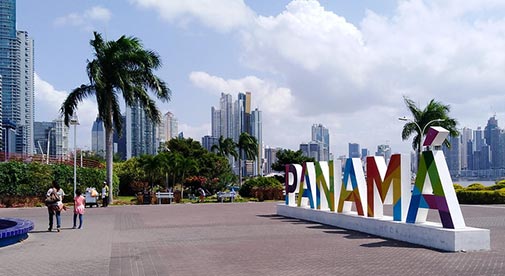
239;176;284;201
454;180;505;204
0;161;116;207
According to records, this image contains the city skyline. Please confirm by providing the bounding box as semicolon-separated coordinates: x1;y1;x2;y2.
15;0;505;157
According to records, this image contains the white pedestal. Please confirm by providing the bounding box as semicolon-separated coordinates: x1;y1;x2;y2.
277;204;490;252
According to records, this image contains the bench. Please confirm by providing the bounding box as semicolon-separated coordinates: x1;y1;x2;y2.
155;192;174;204
216;191;236;203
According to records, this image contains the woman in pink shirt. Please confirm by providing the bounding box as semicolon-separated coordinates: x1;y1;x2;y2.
73;189;85;229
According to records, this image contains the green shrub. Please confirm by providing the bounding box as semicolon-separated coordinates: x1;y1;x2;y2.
453;184;464;190
240;176;284;201
456;190;505;204
466;183;486;191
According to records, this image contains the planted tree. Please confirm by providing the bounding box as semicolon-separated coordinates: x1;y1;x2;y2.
401;96;459;162
61;32;170;203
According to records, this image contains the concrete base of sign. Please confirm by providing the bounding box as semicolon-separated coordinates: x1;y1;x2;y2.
277;204;490;252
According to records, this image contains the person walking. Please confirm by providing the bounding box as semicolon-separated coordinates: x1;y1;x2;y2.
73;189;85;229
198;187;206;203
46;180;65;232
102;181;109;207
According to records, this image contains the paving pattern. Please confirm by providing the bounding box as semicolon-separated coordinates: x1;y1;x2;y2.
0;202;504;276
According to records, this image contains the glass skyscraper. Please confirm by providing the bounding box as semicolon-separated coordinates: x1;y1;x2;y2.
0;0;34;154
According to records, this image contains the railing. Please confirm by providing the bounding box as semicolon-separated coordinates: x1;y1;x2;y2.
0;152;104;168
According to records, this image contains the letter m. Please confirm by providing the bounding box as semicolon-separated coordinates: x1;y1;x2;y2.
366;154;410;221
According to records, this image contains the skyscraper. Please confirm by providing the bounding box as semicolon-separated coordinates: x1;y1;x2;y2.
443;135;461;176
33;118;69;158
126;102;158;158
312;124;330;161
91;116;105;157
220;93;233;139
251;108;262;175
163;111;178;141
348;143;360;158
460;127;472;170
0;1;34;154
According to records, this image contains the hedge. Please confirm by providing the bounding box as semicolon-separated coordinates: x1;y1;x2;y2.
0;161;117;207
454;181;505;204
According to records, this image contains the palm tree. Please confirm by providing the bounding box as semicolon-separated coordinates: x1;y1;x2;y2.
401;96;459;162
176;156;199;199
211;136;238;159
61;32;170;204
237;132;258;186
138;154;161;190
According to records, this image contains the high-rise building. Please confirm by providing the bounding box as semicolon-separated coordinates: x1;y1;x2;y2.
202;135;218;152
264;146;280;174
0;1;34;154
113;115;127;160
443;135;461;176
163;111;178;141
460;127;472;170
300;141;321;161
220;93;233;139
33;118;69;158
126;102;158;158
375;144;391;163
251;108;262;176
348;143;360;158
312;124;330;161
91;116;105;157
211;106;221;138
484;116;498;146
474;127;485;151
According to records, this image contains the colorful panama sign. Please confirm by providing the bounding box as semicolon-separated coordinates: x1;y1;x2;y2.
284;127;466;229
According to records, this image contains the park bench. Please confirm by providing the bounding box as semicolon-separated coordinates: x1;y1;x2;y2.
216;191;236;203
155;192;174;204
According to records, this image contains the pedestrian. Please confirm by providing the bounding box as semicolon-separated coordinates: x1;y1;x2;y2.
102;181;109;207
46;180;65;232
73;189;85;229
198;187;206;203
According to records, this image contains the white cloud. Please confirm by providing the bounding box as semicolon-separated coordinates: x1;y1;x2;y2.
35;73;98;149
229;0;505;153
131;0;255;32
178;122;210;142
54;6;111;31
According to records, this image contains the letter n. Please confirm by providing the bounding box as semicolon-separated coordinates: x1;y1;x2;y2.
338;158;367;216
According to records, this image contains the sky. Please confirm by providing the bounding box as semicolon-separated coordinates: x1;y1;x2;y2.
16;0;505;157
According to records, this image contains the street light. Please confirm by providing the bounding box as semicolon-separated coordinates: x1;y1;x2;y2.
398;116;445;160
70;113;80;197
46;128;54;164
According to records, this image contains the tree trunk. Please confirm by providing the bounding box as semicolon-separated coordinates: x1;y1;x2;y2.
239;155;242;187
106;127;114;204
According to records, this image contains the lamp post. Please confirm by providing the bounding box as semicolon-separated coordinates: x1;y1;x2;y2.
398;117;445;166
70;113;80;197
46;128;54;164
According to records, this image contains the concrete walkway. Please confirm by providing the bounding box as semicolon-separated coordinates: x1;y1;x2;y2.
0;202;504;276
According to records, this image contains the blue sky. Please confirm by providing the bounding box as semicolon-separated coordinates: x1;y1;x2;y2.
17;0;505;156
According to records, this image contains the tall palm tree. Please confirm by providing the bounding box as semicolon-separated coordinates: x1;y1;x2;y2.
237;132;258;186
401;96;459;161
211;136;238;159
61;32;170;203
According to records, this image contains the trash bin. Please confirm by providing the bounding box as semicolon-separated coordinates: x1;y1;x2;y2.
143;191;151;204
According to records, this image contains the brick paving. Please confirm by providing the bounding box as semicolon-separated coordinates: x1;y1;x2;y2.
0;202;504;276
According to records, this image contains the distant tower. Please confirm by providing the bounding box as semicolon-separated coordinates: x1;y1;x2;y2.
348;143;360;158
163;111;178;141
251;108;262;176
126;102;158;158
91;116;105;157
0;1;35;154
312;124;330;161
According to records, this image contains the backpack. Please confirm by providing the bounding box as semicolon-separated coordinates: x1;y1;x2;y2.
45;191;59;205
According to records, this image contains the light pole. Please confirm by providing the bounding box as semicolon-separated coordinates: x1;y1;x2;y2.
46;128;54;164
398;117;445;165
70;113;80;197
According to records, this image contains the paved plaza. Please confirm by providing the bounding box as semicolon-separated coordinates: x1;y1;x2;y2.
0;202;504;276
